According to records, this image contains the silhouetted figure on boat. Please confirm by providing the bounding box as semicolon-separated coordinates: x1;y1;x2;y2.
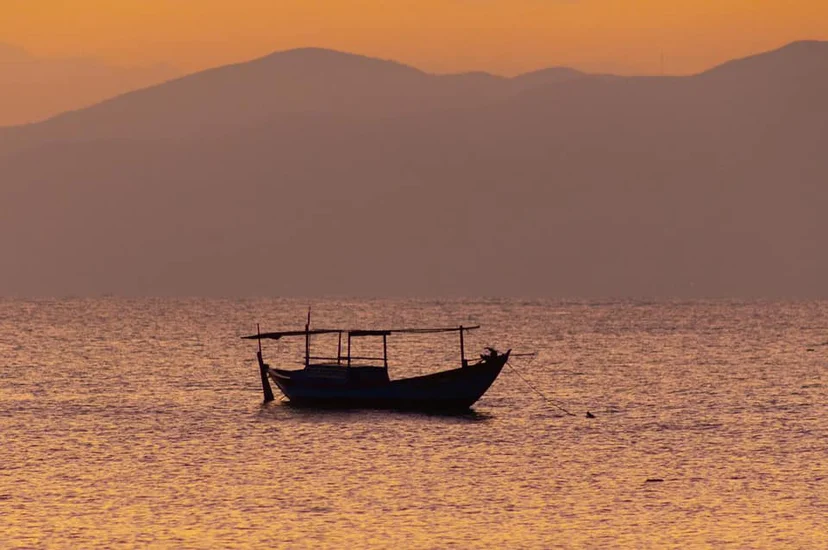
481;347;500;360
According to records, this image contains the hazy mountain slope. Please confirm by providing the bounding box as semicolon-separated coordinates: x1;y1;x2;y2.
1;42;826;297
0;43;178;126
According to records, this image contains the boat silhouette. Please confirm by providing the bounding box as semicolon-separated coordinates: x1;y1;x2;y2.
243;319;509;411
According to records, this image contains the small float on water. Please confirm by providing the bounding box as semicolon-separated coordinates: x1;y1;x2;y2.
243;317;509;411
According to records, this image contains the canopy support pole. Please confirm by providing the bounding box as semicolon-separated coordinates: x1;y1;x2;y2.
460;325;467;368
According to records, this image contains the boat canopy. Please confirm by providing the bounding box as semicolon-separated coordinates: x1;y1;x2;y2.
246;323;482;371
243;326;479;340
243;329;340;340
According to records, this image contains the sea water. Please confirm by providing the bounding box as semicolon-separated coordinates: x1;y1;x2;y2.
1;298;825;548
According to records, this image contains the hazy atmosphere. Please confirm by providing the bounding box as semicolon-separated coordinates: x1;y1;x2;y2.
3;0;828;76
2;4;826;549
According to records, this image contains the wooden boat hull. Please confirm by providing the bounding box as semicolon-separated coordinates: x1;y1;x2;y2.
265;353;508;411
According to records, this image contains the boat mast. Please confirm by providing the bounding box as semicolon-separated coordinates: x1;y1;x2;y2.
304;307;311;368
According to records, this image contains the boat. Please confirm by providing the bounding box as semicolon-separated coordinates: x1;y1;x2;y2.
243;318;509;411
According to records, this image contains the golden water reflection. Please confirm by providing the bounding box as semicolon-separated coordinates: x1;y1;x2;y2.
1;298;825;547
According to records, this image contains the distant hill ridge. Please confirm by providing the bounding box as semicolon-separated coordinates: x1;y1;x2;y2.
0;46;592;148
3;41;825;140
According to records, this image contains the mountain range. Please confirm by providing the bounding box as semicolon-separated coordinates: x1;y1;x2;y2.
1;41;826;297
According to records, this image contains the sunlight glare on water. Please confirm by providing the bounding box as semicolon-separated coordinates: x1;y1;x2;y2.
0;298;826;548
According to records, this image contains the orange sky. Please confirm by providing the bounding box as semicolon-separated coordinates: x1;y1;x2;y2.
2;0;828;75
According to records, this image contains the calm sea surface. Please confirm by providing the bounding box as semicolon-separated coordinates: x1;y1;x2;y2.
1;298;825;548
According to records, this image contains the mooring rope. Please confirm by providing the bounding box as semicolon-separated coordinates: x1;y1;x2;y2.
505;359;577;416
